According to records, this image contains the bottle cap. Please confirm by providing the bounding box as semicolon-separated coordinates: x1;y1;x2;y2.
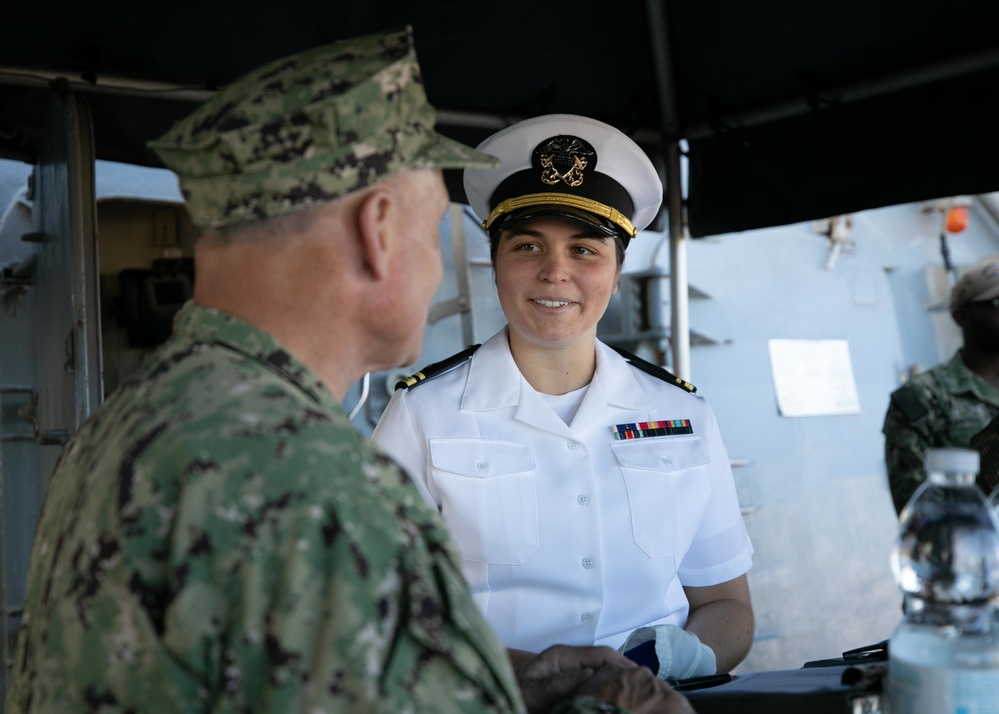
926;447;980;474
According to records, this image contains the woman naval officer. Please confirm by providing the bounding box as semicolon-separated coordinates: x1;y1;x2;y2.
371;114;754;680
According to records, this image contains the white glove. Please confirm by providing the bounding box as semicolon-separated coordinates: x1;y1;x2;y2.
619;624;717;681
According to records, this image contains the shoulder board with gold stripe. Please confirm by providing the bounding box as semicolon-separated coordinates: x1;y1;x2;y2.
395;344;482;391
609;345;696;394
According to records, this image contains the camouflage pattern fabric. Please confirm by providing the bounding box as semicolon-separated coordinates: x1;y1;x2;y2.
5;303;634;713
148;27;496;229
971;412;999;495
883;350;999;514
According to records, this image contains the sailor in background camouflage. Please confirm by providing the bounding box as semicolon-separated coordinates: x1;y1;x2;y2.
5;27;692;714
883;260;999;514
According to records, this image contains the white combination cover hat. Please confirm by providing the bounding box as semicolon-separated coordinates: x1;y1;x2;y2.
463;113;663;245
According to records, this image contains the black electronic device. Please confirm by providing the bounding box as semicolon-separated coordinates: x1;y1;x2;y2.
117;258;194;347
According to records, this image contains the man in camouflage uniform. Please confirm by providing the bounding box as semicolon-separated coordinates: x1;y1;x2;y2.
883;261;999;514
5;28;692;714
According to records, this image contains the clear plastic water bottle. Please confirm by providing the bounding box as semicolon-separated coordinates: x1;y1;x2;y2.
889;447;999;713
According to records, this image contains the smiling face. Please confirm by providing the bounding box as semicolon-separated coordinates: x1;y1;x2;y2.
494;215;622;355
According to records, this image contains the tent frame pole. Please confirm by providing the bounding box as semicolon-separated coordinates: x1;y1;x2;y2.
646;0;690;380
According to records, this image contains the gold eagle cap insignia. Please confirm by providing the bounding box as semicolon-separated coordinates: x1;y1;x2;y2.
534;135;596;188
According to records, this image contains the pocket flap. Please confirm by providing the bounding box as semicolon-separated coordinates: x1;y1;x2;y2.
610;436;709;471
430;439;535;477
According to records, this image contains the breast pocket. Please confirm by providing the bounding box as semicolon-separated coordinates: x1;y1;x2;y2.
611;436;712;559
429;438;539;565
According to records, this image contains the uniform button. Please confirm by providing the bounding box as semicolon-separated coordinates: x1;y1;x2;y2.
476;461;489;473
567;440;580;450
581;612;595;623
582;557;594;569
662;458;673;467
577;494;590;506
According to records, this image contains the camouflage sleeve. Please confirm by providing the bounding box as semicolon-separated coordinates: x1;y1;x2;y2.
972;412;999;496
159;445;524;713
551;699;628;713
883;384;934;515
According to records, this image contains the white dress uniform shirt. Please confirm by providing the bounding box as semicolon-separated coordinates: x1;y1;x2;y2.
372;328;753;652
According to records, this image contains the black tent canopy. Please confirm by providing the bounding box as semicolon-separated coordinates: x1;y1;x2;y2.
2;0;999;236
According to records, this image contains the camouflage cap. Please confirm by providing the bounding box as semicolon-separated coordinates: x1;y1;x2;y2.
148;27;497;228
950;260;999;312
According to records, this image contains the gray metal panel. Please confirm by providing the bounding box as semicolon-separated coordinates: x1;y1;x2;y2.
32;80;101;455
0;83;101;698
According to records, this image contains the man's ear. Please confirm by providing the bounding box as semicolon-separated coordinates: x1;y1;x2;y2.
356;186;393;280
952;308;969;328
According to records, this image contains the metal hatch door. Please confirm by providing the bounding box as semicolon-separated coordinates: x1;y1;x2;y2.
31;79;102;462
0;80;101;694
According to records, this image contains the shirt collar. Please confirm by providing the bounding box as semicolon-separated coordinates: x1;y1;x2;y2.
461;328;521;411
460;327;653;413
173;301;335;407
946;349;999;404
591;339;657;410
